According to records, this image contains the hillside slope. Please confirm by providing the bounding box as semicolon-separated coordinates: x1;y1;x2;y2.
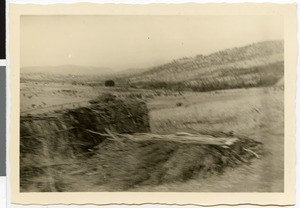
125;40;284;91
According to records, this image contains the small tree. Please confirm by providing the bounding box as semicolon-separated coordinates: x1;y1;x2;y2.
105;80;115;87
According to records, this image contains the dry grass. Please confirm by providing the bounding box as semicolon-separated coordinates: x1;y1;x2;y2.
149;87;283;137
20;80;283;192
20;89;267;192
135;87;284;192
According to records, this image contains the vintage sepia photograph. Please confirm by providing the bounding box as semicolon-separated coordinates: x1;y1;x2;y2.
19;14;286;193
6;1;298;205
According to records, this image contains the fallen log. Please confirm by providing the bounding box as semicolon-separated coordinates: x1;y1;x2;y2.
84;128;239;147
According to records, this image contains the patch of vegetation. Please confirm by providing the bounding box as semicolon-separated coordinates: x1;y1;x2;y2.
127;62;283;92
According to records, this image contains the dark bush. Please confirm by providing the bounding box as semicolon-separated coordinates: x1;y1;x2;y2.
105;80;115;87
176;102;183;107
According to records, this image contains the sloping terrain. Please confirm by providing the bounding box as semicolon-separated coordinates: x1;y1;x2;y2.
20;40;284;91
20;93;263;192
142;87;284;192
124;40;284;91
20;40;284;192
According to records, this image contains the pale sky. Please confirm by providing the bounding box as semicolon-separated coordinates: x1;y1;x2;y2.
21;15;283;70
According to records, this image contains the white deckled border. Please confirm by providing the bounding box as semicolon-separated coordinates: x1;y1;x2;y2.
5;0;299;208
7;0;299;4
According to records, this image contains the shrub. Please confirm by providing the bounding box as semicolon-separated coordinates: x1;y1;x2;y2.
176;102;183;107
105;80;115;87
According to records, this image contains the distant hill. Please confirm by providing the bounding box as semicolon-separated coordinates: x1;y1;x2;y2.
122;40;284;91
20;65;120;84
21;65;116;76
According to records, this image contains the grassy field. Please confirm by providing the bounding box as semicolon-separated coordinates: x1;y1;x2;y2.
135;87;284;191
20;82;92;113
20;80;284;192
20;82;155;114
148;87;283;136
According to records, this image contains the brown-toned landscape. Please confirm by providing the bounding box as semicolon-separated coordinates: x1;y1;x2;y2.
20;40;284;192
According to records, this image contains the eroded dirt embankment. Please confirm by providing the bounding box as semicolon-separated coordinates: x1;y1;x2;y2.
20;94;263;192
